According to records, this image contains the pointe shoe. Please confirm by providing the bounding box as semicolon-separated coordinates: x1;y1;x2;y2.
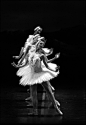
55;105;63;115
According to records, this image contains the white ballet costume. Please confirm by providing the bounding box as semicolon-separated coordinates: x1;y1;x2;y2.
16;52;59;86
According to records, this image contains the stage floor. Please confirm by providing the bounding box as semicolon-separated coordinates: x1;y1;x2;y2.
0;87;85;124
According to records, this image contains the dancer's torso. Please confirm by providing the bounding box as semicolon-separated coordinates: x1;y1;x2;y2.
29;53;42;73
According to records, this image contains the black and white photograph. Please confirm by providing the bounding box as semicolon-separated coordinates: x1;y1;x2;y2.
0;0;85;125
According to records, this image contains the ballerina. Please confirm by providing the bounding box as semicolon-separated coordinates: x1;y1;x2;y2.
12;26;63;115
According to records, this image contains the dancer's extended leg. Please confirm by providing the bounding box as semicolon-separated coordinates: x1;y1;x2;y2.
42;81;63;115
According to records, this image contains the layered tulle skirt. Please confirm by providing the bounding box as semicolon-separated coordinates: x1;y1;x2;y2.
16;61;59;86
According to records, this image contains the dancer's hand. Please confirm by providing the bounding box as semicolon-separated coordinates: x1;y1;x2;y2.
11;62;18;67
11;62;21;68
55;53;60;59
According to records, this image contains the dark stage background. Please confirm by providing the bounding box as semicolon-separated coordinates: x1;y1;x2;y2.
0;0;85;124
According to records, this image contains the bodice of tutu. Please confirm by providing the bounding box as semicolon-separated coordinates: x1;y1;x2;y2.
29;53;43;73
28;53;39;66
29;53;38;65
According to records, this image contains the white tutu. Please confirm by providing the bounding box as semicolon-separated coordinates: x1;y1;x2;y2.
17;60;59;86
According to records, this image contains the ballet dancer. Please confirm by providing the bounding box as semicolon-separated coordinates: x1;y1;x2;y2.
12;26;63;115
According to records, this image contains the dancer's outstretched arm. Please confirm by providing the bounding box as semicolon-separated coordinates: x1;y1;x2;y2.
12;46;31;68
11;60;26;68
48;53;60;63
13;47;24;59
47;57;56;63
17;46;30;65
41;55;56;72
12;54;29;68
